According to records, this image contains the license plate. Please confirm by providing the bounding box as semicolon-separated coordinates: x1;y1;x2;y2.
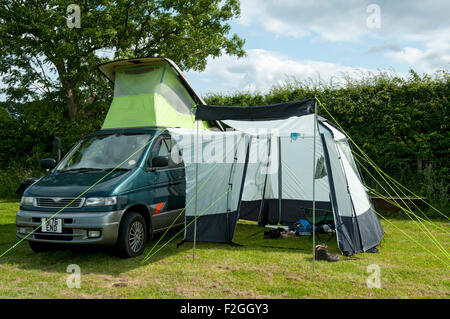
41;218;62;233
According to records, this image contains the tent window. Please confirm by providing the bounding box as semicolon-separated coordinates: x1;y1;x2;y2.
338;140;363;182
158;69;196;115
113;64;196;116
114;66;163;97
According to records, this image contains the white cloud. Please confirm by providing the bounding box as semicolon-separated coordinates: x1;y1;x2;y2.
238;0;367;42
187;49;398;95
384;29;450;72
239;0;450;41
386;47;426;67
238;0;450;73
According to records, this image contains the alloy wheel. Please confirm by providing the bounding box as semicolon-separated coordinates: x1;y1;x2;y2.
129;220;145;252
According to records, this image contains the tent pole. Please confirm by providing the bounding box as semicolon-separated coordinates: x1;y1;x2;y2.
312;100;318;272
193;120;199;260
278;136;282;224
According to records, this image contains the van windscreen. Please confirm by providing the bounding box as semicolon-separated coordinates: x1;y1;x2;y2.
56;133;152;172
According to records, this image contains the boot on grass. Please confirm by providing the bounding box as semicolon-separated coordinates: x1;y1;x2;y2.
315;244;340;262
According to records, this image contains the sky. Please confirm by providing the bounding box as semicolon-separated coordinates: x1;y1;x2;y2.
186;0;450;95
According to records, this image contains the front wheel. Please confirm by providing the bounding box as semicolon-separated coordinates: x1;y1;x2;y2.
116;212;147;258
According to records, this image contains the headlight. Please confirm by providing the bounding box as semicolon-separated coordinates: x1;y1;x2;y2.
84;196;117;207
20;196;34;206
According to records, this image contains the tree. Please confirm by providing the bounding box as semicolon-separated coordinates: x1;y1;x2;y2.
0;0;245;120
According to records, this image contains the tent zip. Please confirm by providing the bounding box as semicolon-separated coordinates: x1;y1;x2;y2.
233;135;253;243
226;134;240;243
257;136;272;225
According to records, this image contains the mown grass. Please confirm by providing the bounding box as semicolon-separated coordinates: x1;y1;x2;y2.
0;200;448;299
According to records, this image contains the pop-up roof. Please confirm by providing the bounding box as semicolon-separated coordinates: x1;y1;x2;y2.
98;57;218;130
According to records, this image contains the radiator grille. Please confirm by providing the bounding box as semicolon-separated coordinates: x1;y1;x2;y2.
36;197;84;208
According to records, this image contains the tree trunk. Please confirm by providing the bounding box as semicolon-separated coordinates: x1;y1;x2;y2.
417;157;423;173
35;145;40;165
66;87;78;120
55;61;78;120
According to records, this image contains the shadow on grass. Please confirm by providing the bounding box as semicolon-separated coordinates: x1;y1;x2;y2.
145;222;341;264
0;221;341;275
0;222;191;275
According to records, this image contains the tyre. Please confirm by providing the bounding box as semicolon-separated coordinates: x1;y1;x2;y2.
116;212;147;258
28;241;56;253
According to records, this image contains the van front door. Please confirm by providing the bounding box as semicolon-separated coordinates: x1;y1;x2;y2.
146;134;185;232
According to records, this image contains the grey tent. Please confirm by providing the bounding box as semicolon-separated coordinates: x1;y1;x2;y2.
170;98;383;256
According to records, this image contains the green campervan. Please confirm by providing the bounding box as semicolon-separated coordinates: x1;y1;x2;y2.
16;58;220;258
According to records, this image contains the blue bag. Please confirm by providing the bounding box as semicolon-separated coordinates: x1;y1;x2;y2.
295;219;313;236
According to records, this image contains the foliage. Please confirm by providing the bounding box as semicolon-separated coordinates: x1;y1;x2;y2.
0;166;44;199
0;0;245;119
423;165;449;213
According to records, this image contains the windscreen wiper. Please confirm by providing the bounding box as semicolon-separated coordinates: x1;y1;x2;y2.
58;168;105;173
103;167;131;172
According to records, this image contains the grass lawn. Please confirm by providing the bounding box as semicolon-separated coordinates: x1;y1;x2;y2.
0;200;448;299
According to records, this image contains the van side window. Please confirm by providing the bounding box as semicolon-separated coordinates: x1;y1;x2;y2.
149;136;183;168
157;138;171;157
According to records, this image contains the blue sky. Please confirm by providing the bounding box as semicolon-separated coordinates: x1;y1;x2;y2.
186;0;450;95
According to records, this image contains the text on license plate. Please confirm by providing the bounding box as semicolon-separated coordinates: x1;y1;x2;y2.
41;218;62;233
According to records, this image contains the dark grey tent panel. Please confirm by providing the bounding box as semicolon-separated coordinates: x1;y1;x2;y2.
356;208;384;251
184;211;240;243
196;99;316;121
249;199;332;225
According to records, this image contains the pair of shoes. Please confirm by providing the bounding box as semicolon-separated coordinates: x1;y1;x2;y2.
315;244;340;262
366;247;379;253
264;227;291;239
264;228;282;239
280;231;295;238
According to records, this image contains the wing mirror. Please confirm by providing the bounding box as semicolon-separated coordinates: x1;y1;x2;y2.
151;156;169;168
40;158;57;169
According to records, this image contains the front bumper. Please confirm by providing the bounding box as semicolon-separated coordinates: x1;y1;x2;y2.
16;209;125;245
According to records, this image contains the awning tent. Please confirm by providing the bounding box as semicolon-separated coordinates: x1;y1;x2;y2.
174;98;383;256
